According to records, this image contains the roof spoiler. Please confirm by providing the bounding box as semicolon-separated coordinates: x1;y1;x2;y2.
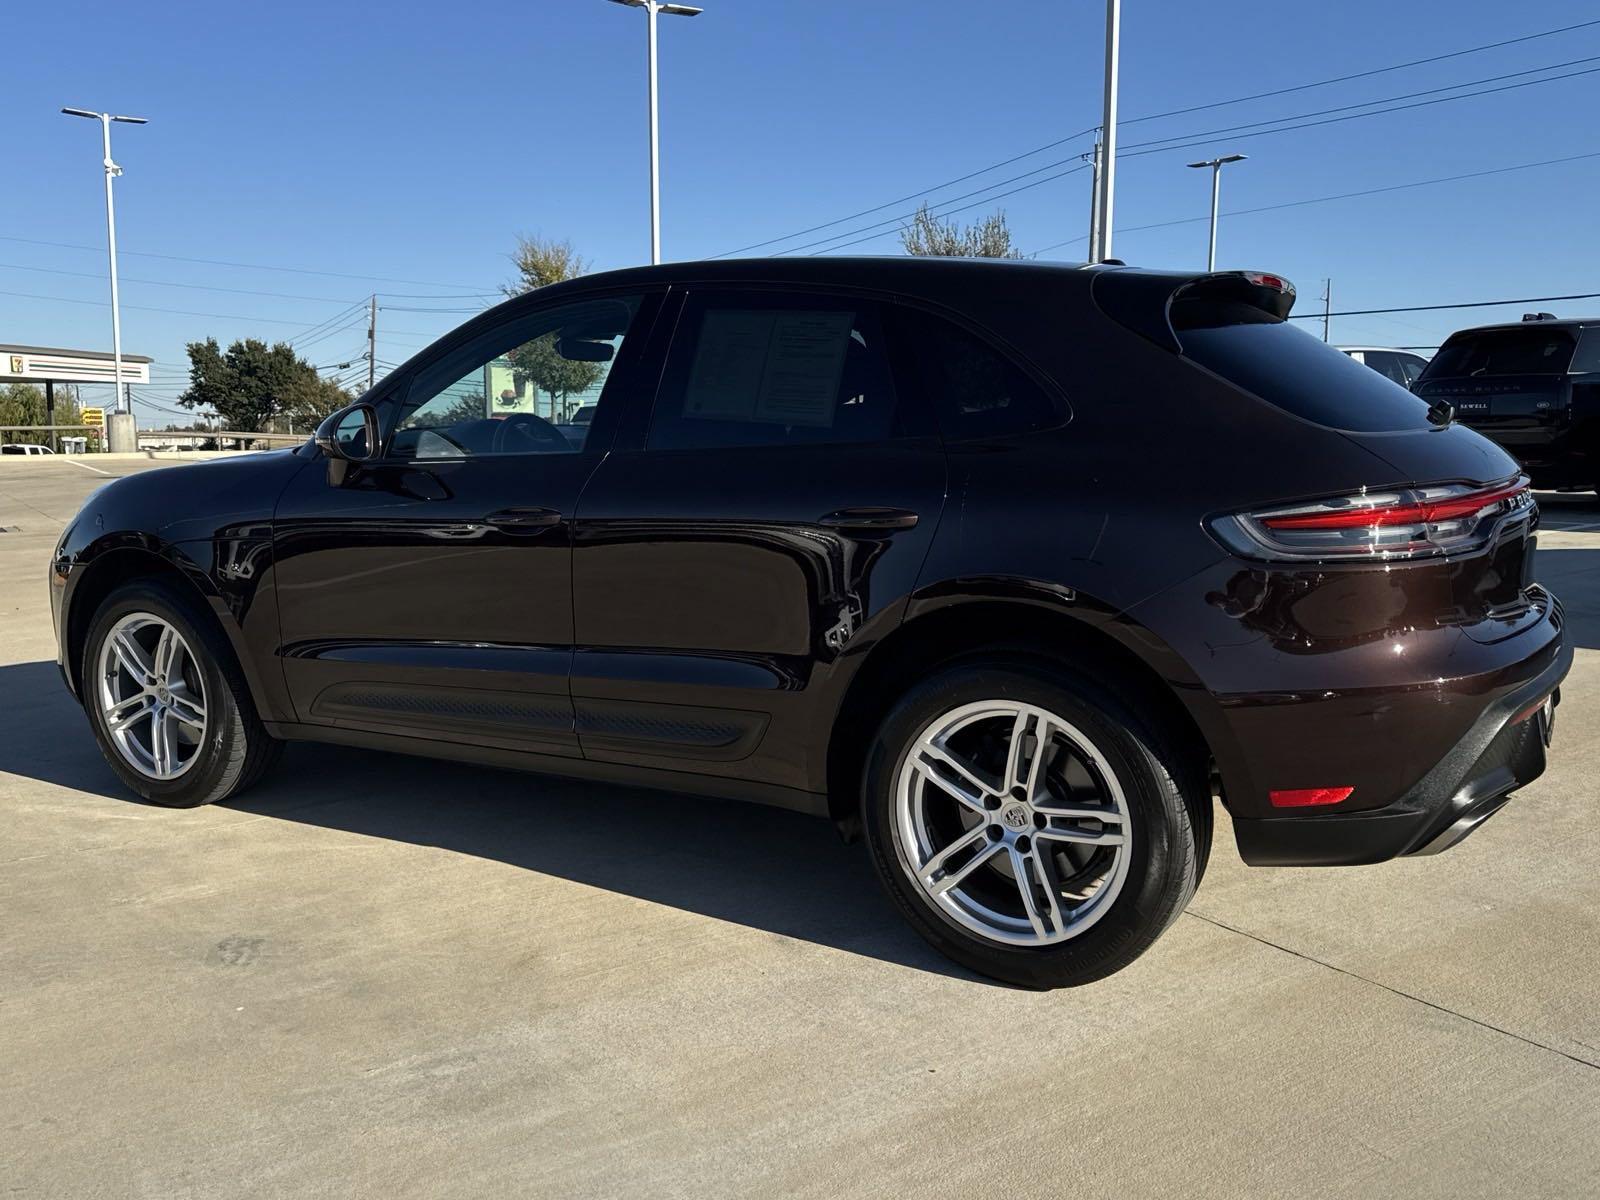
1092;269;1297;352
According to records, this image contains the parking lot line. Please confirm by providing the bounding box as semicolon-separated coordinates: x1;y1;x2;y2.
58;459;113;476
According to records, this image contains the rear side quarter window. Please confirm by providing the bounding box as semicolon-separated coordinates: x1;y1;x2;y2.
1569;328;1600;375
887;306;1066;441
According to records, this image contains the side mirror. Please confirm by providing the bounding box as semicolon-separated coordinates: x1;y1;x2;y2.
315;403;379;485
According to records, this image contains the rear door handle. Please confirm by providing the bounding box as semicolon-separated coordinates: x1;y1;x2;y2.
484;506;563;530
818;506;920;532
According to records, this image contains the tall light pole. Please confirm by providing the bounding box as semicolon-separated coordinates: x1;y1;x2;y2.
62;107;147;415
1186;153;1247;271
606;0;702;265
1093;0;1120;262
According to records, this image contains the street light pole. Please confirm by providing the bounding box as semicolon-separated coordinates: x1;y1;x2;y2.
62;107;147;415
1094;0;1120;262
607;0;703;265
1186;154;1247;271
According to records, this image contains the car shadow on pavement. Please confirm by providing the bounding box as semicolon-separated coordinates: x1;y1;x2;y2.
1535;546;1600;651
0;660;976;983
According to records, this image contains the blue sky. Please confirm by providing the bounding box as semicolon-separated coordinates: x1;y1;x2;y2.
3;0;1598;424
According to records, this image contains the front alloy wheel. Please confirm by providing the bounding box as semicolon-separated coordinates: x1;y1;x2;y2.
83;577;282;807
96;613;209;780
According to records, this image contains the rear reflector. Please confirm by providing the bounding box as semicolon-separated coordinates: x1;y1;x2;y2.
1269;787;1354;808
1511;692;1555;725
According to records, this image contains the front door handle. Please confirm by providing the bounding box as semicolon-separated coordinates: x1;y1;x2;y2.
484;506;563;530
818;506;920;532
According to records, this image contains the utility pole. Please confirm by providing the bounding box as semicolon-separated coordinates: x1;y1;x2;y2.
607;0;703;265
1094;0;1121;261
1086;140;1103;262
61;107;147;415
1321;279;1333;342
367;295;377;391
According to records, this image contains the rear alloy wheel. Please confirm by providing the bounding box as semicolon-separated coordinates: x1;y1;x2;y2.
895;700;1133;946
863;661;1207;988
83;578;281;807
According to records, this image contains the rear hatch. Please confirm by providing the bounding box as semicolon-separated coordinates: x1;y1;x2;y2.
1414;325;1576;442
1094;269;1540;638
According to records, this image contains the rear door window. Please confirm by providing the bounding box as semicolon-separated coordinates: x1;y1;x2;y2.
1175;303;1432;433
1422;327;1578;380
647;291;910;451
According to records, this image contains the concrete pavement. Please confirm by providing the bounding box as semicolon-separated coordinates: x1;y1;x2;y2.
2;459;1596;1198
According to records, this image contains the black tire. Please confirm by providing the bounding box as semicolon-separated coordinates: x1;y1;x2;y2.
861;658;1209;989
82;577;282;807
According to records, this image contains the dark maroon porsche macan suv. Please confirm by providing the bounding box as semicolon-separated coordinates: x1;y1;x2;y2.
50;258;1569;987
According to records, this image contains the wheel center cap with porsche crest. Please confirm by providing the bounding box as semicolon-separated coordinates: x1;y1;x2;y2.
1001;803;1030;831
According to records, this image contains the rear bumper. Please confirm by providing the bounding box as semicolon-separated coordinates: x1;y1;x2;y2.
1231;632;1571;866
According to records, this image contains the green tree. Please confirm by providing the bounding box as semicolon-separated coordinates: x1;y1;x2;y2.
900;204;1022;258
502;234;601;417
507;333;601;419
177;338;350;431
506;233;589;294
0;382;82;432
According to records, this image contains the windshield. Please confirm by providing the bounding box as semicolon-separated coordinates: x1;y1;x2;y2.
1175;302;1433;433
1421;327;1577;380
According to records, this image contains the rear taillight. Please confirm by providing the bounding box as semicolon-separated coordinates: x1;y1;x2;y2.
1210;477;1534;562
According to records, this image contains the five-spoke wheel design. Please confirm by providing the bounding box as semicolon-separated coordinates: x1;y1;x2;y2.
95;612;209;781
893;700;1132;947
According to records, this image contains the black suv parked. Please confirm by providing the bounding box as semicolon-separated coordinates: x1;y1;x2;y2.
50;259;1569;987
1416;315;1600;491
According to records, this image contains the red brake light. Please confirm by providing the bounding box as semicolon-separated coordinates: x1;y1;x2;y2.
1269;787;1354;808
1211;477;1534;562
1242;271;1290;293
1260;481;1530;531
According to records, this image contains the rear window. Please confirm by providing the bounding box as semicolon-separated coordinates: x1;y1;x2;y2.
1566;329;1600;374
1422;327;1578;380
1174;302;1433;433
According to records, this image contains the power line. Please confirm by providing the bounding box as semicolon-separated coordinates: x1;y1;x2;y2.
778;157;1095;256
0;261;367;305
292;314;372;353
0;286;354;327
711;124;1100;259
800;65;1600;261
1286;292;1600;320
1122;16;1600;127
1027;149;1600;256
803;164;1092;256
0;233;499;293
284;299;373;346
713;18;1600;259
1114;57;1600;157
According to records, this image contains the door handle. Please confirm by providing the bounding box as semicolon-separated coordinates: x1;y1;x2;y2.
818;506;920;532
484;506;563;530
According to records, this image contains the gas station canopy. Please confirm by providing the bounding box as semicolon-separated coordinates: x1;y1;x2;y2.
1;344;152;386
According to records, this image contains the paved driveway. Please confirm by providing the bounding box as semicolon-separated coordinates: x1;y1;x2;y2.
2;460;1596;1198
